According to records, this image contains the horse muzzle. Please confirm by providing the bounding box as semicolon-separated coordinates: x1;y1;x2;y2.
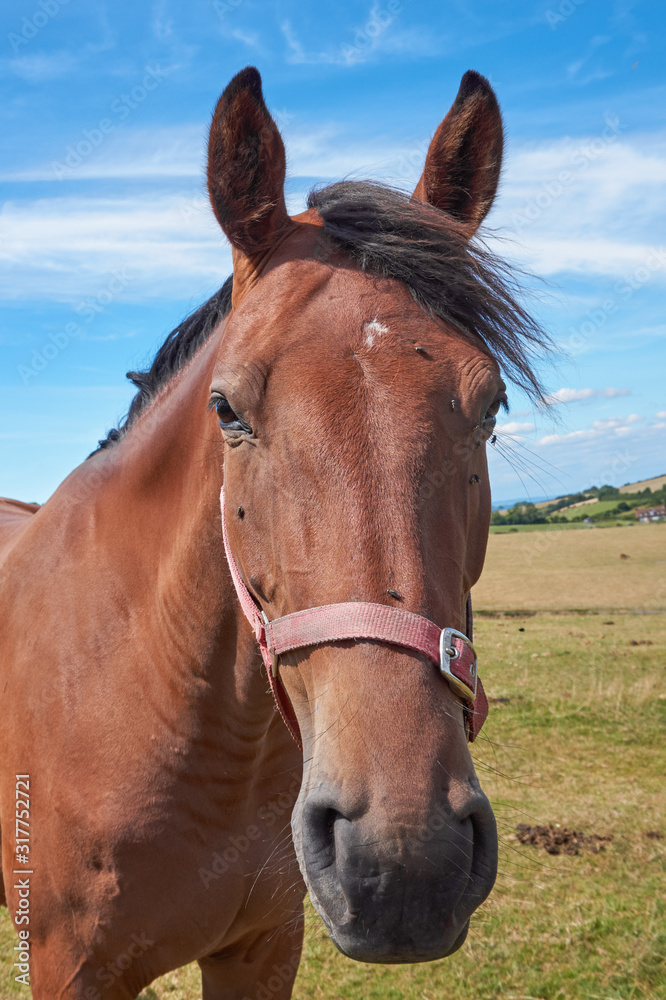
293;785;498;963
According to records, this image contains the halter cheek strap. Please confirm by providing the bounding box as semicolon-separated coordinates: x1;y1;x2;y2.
220;488;488;749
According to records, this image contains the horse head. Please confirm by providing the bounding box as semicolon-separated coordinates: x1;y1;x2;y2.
207;67;541;963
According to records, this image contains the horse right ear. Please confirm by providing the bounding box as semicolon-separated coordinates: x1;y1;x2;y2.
412;71;503;237
208;67;293;278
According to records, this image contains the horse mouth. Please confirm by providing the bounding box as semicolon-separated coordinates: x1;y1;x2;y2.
305;874;474;964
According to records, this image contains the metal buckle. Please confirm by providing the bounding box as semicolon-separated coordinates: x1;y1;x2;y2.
439;627;477;701
260;611;280;677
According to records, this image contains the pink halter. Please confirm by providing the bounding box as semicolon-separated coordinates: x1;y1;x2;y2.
220;488;488;748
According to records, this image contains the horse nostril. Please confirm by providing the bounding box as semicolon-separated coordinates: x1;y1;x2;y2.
300;801;343;872
466;795;498;898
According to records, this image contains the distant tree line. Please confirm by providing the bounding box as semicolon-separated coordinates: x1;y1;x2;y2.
492;479;666;526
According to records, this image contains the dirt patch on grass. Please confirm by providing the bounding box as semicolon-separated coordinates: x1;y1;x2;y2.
515;823;613;855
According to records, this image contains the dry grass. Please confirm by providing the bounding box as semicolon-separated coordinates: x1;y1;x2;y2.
1;530;665;998
619;474;666;494
473;523;666;611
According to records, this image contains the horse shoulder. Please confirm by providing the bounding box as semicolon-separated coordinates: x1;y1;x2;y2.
0;497;41;563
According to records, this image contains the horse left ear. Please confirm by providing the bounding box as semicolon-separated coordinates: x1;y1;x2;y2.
412;71;503;236
207;67;293;284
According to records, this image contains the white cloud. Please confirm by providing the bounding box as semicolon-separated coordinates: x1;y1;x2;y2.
491;128;666;281
542;387;630;406
488;410;663;500
543;388;595;405
152;0;174;41
0;126;203;183
1;120;423;188
539;429;590;446
2;113;666;311
0;117;430;303
539;414;643;446
3;81;666;296
281;20;338;65
509;237;666;280
600;387;632;398
0;194;230;302
496;421;534;440
281;5;437;68
228;28;261;49
6;113;663;290
488;422;663;500
6;51;78;82
285;127;421;183
656;411;666;420
566;34;613;85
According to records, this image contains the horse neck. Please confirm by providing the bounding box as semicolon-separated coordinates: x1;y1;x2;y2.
73;329;279;754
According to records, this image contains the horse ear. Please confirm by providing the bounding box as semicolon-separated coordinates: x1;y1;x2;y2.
207;67;292;260
412;71;503;236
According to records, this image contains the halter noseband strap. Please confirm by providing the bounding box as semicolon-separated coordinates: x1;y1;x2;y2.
220;489;488;749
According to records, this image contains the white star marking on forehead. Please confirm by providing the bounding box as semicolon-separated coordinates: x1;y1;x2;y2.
363;318;389;347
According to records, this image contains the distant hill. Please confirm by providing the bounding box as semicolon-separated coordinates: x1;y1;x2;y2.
492;473;666;526
526;473;666;511
619;474;666;494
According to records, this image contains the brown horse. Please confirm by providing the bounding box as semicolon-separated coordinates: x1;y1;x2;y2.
0;68;546;997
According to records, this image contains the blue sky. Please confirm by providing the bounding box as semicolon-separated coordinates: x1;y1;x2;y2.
1;0;665;503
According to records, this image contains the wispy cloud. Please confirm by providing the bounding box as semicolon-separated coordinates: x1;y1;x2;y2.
281;20;335;65
3;9;117;83
152;0;174;41
567;34;619;86
496;420;535;440
0;117;430;187
493;129;666;280
539;413;643;445
4;113;665;313
281;3;433;68
0;194;230;302
0;126;203;183
488;410;665;497
227;28;261;49
5;50;78;82
542;387;630;405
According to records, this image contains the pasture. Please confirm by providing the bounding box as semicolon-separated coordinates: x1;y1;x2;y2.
554;499;624;520
1;527;664;998
477;524;666;612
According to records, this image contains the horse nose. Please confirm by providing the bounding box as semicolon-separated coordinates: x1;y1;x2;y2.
296;786;497;962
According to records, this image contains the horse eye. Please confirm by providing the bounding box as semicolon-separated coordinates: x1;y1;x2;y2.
484;394;507;424
216;396;237;423
211;395;249;433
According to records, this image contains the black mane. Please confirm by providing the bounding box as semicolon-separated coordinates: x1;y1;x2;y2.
94;277;233;452
93;181;548;454
307;181;549;398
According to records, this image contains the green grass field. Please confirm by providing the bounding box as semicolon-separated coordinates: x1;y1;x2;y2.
490;521;584;532
490;521;596;532
1;528;664;998
556;499;622;520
